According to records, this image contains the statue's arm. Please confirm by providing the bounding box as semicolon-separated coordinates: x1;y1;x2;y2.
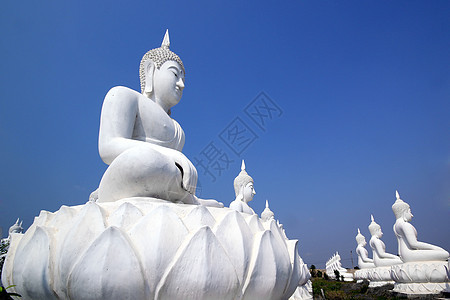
372;240;398;259
401;223;444;250
359;248;373;263
98;87;146;165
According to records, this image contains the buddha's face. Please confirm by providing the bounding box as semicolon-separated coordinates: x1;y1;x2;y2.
403;208;413;222
152;60;185;109
242;182;256;203
376;228;383;238
359;239;366;246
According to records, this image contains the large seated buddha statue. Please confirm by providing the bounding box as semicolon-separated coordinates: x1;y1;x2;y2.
2;31;311;299
389;191;449;295
392;191;449;262
94;30;220;207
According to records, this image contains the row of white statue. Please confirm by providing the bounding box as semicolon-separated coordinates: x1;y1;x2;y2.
2;31;313;300
325;252;353;281
354;191;449;295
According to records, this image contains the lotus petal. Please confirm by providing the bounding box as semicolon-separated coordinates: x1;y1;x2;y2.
183;205;215;232
213;210;253;285
282;240;301;298
268;219;287;248
245;214;265;233
127;205;188;298
108;202;143;229
56;202;106;297
68;226;146;300
13;226;57;299
156;226;240;300
1;232;23;290
48;205;75;229
242;230;291;300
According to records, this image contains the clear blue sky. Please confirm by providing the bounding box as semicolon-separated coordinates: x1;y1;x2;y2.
1;1;449;268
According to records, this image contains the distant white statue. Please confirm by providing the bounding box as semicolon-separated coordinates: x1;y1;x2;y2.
368;215;402;267
94;30;221;207
355;228;375;269
8;218;23;240
325;252;353;281
229;160;256;214
392;191;449;262
261;200;275;222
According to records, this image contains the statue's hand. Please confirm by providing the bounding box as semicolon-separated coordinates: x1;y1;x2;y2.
172;151;198;195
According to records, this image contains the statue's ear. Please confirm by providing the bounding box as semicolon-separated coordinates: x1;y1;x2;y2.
143;60;156;96
238;185;245;199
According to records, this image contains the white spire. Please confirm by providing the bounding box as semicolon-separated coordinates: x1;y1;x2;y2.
357;228;361;234
161;29;170;49
265;199;269;208
241;159;246;171
371;214;374;222
396;190;400;200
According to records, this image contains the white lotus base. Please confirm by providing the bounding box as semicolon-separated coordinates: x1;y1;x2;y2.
391;261;449;295
393;282;449;295
2;198;310;300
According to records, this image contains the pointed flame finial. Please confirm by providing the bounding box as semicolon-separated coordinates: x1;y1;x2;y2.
396;190;400;200
15;218;19;225
371;214;374;222
241;160;246;171
358;228;361;234
265;199;269;208
161;29;170;49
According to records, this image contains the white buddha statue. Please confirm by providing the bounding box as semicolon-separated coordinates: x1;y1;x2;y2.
8;218;23;239
261;200;274;222
355;228;375;269
392;191;449;262
229;160;256;214
93;30;221;207
368;215;402;267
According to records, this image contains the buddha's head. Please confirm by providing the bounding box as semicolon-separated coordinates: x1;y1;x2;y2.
261;200;275;222
234;160;256;203
368;215;382;238
8;218;23;235
355;228;366;246
139;30;185;111
392;190;413;221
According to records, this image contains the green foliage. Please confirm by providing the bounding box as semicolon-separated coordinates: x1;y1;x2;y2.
317;270;322;278
312;278;342;297
0;285;21;299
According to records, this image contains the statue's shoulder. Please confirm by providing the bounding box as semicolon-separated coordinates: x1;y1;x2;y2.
229;199;243;210
104;86;142;104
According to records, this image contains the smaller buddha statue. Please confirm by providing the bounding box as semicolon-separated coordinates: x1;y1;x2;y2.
8;218;23;239
368;215;402;267
392;191;449;262
355;228;375;269
261;200;274;222
229;160;256;214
